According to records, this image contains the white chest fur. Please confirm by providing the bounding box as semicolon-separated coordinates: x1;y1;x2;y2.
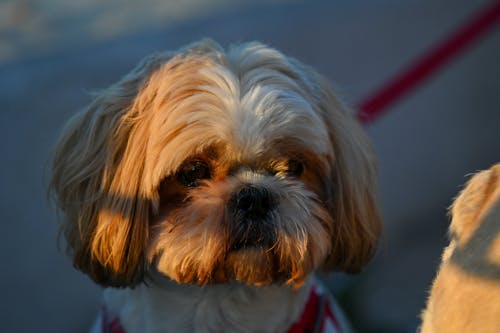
101;277;313;333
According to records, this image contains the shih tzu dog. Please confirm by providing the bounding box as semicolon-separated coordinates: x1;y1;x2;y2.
421;163;500;333
50;40;381;333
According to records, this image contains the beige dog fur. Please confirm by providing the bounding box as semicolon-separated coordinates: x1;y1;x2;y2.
420;163;500;332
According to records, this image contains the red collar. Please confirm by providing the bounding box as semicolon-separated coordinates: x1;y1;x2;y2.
286;285;342;333
101;305;125;333
102;285;342;333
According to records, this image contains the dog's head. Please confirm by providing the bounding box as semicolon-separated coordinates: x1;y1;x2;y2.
50;40;381;288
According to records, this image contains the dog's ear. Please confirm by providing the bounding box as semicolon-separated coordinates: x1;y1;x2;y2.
323;102;382;273
50;53;171;287
449;164;500;246
291;64;382;273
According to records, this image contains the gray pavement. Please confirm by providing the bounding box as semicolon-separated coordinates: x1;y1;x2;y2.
1;1;499;332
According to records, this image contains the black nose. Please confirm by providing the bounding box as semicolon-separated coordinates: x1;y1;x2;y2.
232;185;275;219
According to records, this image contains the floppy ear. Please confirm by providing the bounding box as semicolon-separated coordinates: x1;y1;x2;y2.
50;53;171;287
449;163;500;246
323;99;382;273
291;64;382;273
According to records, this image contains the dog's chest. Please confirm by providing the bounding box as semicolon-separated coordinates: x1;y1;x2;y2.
97;279;348;333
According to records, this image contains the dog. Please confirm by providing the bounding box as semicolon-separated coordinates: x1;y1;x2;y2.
50;39;381;333
420;163;500;332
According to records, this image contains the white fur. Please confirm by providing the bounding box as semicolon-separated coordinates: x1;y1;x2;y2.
101;274;313;333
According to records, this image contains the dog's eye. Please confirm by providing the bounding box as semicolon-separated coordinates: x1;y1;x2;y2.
287;160;304;177
177;160;211;187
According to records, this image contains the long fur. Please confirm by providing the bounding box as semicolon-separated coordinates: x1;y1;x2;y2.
51;39;381;332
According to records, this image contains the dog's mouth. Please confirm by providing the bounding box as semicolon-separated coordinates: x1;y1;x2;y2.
229;238;274;252
227;218;277;252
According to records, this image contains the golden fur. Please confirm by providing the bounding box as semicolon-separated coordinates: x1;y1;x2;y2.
50;39;381;288
421;163;500;332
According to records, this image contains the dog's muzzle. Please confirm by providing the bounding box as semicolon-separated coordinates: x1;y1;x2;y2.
227;185;277;250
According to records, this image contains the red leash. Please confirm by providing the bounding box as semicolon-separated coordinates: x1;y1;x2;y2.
357;1;500;124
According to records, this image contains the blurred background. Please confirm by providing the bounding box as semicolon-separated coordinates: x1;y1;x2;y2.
1;0;499;332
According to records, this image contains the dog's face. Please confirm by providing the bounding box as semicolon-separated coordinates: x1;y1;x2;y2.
51;40;381;288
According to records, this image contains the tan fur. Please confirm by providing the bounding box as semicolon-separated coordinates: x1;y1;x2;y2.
421;164;500;333
50;39;381;288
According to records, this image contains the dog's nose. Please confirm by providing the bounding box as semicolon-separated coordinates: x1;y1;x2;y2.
232;185;275;219
228;185;277;250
